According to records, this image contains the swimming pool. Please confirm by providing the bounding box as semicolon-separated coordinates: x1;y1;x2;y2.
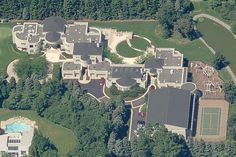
4;122;32;133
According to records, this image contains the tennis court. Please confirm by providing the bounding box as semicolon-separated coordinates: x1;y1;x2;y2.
200;107;221;135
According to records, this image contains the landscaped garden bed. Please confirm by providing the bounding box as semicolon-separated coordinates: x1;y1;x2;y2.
105;84;146;101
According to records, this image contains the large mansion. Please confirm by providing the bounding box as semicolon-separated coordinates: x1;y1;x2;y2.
12;17;229;142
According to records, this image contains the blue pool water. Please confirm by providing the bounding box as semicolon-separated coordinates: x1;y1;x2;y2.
5;122;32;133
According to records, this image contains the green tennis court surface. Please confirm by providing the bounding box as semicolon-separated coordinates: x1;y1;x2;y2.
200;107;221;135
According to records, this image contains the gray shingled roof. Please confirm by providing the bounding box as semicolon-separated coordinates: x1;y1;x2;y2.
45;31;61;42
65;24;100;43
111;66;143;79
156;50;182;67
159;69;184;84
89;61;111;71
43;16;66;32
144;58;164;69
63;62;81;71
146;87;192;128
116;75;137;87
73;43;103;56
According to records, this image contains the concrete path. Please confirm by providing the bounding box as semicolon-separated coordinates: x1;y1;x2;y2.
6;59;19;83
193;13;236;84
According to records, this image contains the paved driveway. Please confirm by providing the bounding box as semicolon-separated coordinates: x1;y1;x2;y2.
132;97;146;108
80;80;105;99
129;107;146;139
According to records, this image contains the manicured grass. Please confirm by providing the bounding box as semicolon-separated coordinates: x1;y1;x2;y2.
197;18;236;74
90;21;214;64
116;40;143;58
0;23;27;75
219;68;232;83
130;37;151;51
0;108;77;156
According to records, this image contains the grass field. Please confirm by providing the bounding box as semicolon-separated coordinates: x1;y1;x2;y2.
0;24;28;75
200;107;221;135
0;109;77;156
197;18;236;74
90;21;214;64
116;40;144;57
130;37;151;51
219;68;232;83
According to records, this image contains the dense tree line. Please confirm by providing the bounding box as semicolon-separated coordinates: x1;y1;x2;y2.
0;0;192;20
0;0;195;39
188;139;236;157
208;0;236;21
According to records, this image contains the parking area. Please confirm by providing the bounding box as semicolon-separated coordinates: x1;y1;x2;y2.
80;79;105;99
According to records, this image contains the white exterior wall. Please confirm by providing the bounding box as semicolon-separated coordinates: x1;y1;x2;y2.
164;124;187;139
88;70;108;80
62;70;81;79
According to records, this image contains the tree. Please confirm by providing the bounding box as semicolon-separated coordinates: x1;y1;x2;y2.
212;52;229;70
29;131;58;157
14;57;48;79
108;132;117;154
114;137;131;157
224;81;236;104
0;153;13;157
174;16;196;40
209;0;222;9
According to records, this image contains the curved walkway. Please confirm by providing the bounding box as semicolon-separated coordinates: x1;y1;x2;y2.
193;13;236;84
6;59;19;83
115;35;154;64
127;35;152;53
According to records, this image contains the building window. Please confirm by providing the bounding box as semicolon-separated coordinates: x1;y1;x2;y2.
8;146;18;150
8;139;20;143
21;151;26;155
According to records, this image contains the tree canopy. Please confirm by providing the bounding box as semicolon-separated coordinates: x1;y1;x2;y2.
14;57;48;79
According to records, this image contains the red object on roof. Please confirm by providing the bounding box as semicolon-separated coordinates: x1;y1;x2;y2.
99;77;105;86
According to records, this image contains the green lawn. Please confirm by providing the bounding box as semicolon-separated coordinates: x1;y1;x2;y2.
130;37;151;51
0;108;77;156
116;40;144;58
90;21;214;64
197;18;236;74
0;24;28;75
219;68;232;83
